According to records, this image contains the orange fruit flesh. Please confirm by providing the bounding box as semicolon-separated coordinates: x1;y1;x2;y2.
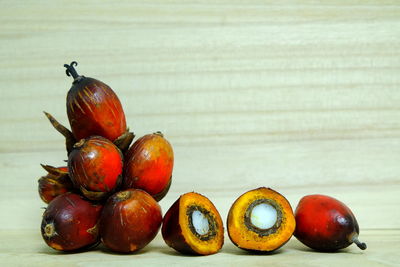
179;192;224;255
227;187;295;252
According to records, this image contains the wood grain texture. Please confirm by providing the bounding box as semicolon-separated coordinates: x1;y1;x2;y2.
0;0;399;266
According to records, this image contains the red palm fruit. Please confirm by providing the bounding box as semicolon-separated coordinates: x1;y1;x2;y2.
44;61;134;154
99;189;162;253
64;62;127;141
68;136;123;201
123;132;174;201
41;192;102;251
38;164;73;204
294;194;367;252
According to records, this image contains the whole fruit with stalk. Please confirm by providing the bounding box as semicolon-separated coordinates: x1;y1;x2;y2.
44;61;134;154
294;194;366;252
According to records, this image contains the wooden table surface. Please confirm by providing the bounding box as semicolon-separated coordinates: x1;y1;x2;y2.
1;1;399;266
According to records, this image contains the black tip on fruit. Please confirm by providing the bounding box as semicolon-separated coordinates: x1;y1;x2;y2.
355;241;367;250
353;236;367;250
64;61;80;79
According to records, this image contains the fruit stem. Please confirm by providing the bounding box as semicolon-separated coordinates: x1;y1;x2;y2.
352;235;367;250
64;61;81;80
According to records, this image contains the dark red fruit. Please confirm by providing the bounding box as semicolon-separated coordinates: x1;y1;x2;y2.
41;192;102;251
38;164;73;204
44;61;134;153
68;136;123;201
123;132;173;201
99;189;162;253
294;194;367;252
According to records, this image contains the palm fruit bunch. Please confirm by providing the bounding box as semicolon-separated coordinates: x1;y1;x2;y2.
39;62;173;253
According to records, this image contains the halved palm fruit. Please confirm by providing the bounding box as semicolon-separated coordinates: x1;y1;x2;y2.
227;187;295;252
161;192;224;255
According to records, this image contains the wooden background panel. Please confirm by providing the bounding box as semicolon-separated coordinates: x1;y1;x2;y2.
1;1;400;152
0;1;399;265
